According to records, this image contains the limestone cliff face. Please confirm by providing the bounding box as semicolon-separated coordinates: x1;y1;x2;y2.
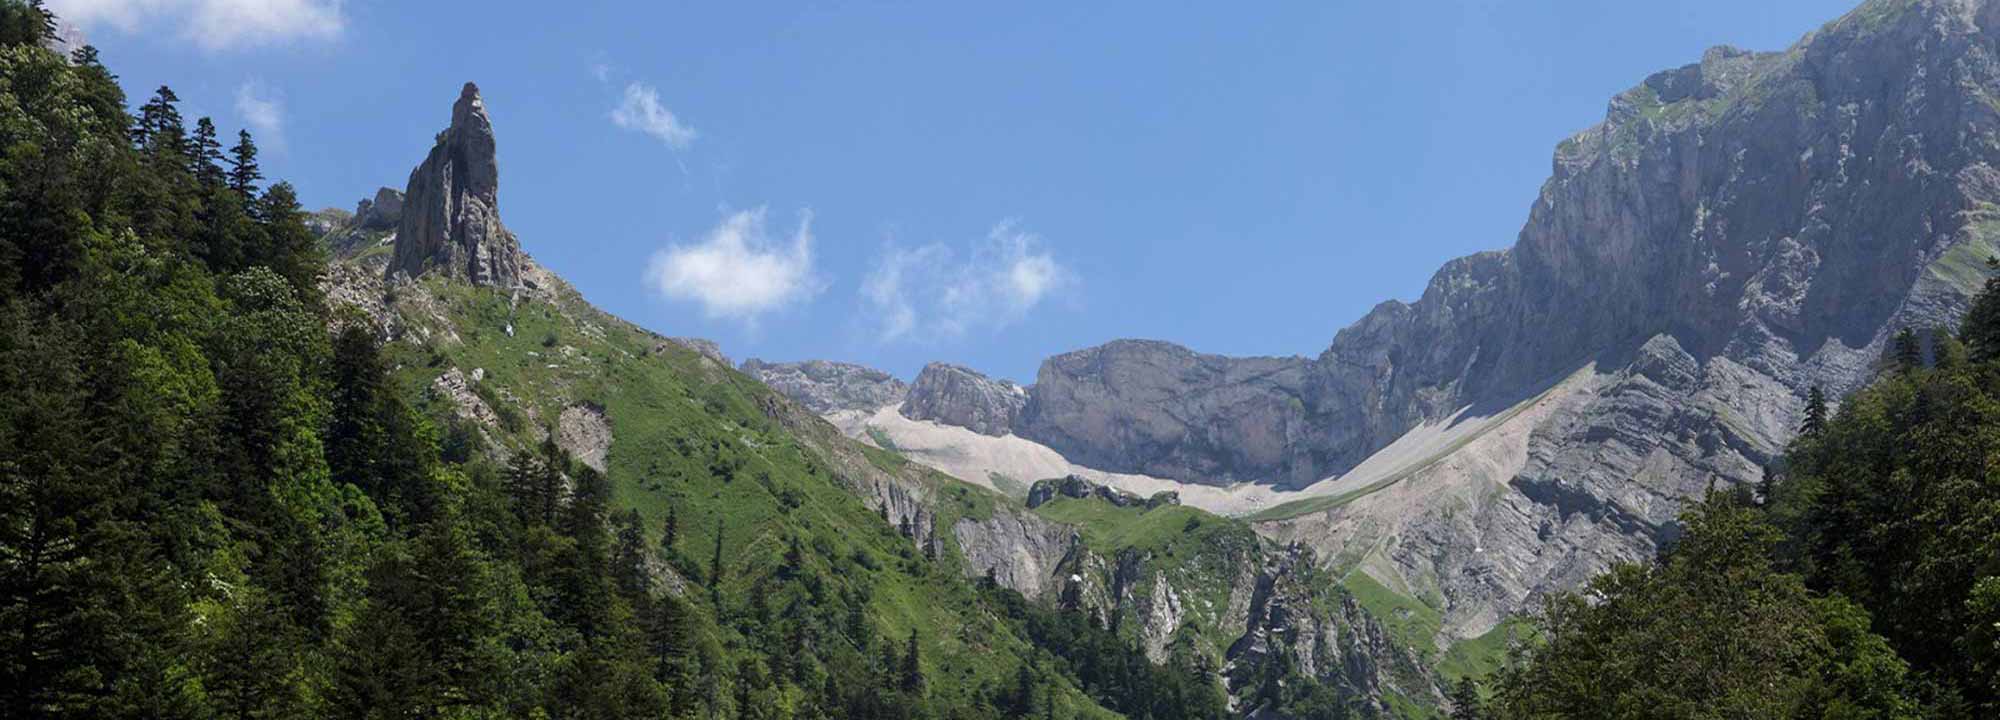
1025;0;2000;493
739;359;909;414
901;362;1027;436
1017;340;1319;486
755;0;2000;645
1265;0;2000;640
389;82;522;287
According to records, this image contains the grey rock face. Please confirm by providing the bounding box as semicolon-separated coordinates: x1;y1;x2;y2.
1016;0;2000;496
739;359;909;414
901;362;1027;435
1025;474;1143;509
355;187;404;231
1017;340;1321;486
389;82;522;287
1263;0;2000;640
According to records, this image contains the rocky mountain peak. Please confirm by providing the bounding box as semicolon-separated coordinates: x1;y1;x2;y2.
388;82;522;287
739;359;909;415
900;362;1027;436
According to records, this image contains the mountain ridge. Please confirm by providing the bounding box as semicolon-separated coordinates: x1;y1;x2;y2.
747;0;2000;647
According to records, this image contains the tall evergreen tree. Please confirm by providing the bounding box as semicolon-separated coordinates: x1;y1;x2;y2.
1800;385;1828;438
1891;327;1922;373
1448;677;1482;720
1961;257;2000;362
227;129;262;196
901;630;924;694
191;117;226;188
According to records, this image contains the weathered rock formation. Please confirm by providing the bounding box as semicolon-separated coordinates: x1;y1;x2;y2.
1025;474;1180;510
749;0;2000;645
901;362;1027;436
1017;341;1319;486
354;187;404;231
389;82;522;287
739;359;909;414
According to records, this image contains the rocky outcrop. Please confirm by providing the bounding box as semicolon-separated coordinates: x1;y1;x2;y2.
747;0;2000;651
1252;0;2000;642
1023;474;1184;510
740;359;909;414
556;402;613;473
901;363;1028;436
355;187;404;231
389;82;522;287
1017;340;1320;486
1003;1;2000;495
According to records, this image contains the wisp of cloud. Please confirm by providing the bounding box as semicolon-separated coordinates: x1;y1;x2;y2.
861;221;1076;344
646;209;820;324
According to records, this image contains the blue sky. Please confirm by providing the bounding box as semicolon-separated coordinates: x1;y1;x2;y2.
51;0;1860;382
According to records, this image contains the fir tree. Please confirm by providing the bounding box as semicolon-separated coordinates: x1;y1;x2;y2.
1962;256;2000;362
1449;676;1482;720
191;117;226;188
1800;385;1828;438
227;129;262;196
901;630;924;694
1891;327;1922;373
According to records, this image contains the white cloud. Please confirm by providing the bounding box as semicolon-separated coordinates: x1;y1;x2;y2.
611;82;696;149
234;81;283;148
646;209;820;323
860;221;1076;343
49;0;343;51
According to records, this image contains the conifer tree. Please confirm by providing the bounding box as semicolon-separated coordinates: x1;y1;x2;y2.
227;129;262;196
1800;385;1828;438
191;117;226;188
1449;677;1483;720
901;630;924;694
1963;257;2000;362
1891;327;1922;373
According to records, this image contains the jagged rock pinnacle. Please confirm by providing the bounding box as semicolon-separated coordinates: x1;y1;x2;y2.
388;81;522;287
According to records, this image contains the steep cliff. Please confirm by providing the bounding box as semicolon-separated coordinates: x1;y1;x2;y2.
902;362;1028;436
388;82;523;287
752;0;2000;652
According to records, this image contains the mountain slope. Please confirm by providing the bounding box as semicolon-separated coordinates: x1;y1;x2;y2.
323;81;1443;716
750;0;2000;652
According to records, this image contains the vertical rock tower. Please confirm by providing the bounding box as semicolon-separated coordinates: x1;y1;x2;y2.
389;82;522;287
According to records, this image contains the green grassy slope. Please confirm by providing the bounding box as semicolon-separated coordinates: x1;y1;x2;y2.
347;262;1128;717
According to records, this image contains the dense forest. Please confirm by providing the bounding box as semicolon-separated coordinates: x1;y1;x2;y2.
1471;297;2000;716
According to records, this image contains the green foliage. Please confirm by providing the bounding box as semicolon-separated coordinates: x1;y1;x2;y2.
1490;494;1923;719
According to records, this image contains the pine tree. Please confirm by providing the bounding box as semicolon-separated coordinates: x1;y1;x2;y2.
227;129;262;196
136;85;186;157
1800;385;1828;438
503;450;556;527
191;117;226;189
901;630;924;694
1891;327;1922;373
1931;325;1969;370
612;509;649;597
1449;676;1483;720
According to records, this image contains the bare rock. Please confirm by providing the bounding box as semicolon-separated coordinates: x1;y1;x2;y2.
389;82;522;287
901;362;1027;436
740;359;909;414
556;402;612;473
